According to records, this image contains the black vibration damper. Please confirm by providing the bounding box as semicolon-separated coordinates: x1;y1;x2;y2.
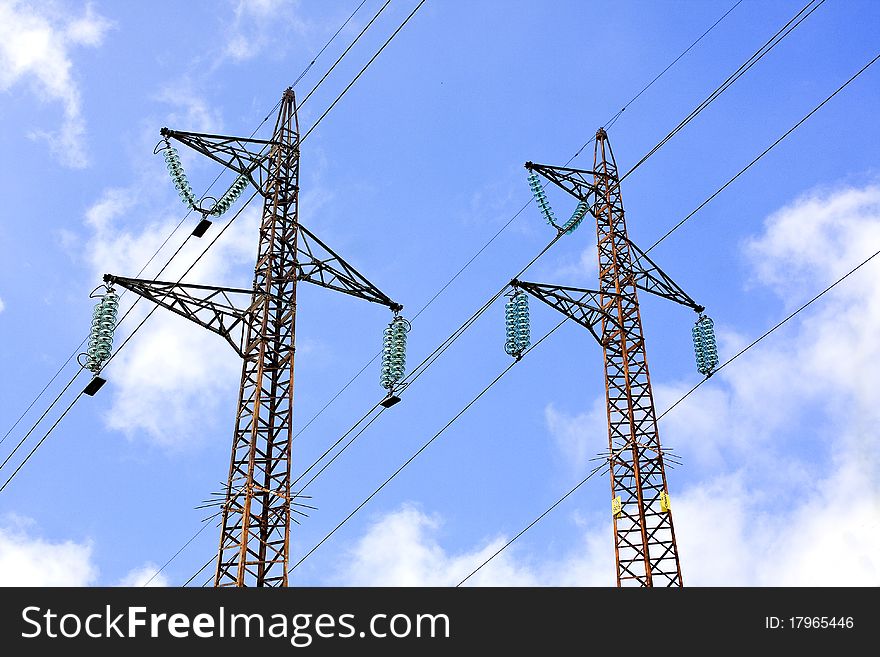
380;394;402;409
192;218;213;238
83;376;107;397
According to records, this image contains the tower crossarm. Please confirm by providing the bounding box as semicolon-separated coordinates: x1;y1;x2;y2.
297;225;402;312
161;128;284;198
103;274;258;357
512;279;621;346
625;239;704;313
524;162;599;202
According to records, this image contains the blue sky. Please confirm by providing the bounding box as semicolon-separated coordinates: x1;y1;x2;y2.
0;0;878;586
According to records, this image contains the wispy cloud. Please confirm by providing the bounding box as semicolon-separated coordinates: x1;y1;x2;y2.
116;562;168;587
223;0;309;63
0;0;112;168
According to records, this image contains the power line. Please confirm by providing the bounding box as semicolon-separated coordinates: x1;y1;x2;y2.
293;404;387;494
299;0;392;109
175;0;786;577
645;50;880;254
621;0;826;181
0;371;83;473
0;192;262;493
0;390;85;494
287;195;536;446
119;3;429;585
0;231;197;473
658;244;880;421
628;0;746;113
141;513;219;587
291;0;371;88
455;242;880;584
184;554;216;587
287;234;561;493
288;315;570;575
456;461;606;586
303;0;427;141
0;189;255;478
565;0;744;165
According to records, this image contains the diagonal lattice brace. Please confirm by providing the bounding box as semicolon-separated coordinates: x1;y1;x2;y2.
103;274;258;357
161;128;282;198
512;279;621;346
297;224;402;312
525;162;599;202
626;239;704;313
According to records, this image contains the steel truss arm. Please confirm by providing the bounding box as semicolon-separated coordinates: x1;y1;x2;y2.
297;224;402;312
103;274;258;357
161;128;284;198
512;279;620;346
626;239;704;312
525;162;599;202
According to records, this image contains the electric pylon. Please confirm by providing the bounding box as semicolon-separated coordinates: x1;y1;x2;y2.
517;129;706;586
104;88;402;586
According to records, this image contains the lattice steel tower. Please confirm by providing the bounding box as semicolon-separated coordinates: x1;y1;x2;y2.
517;129;708;586
104;88;402;586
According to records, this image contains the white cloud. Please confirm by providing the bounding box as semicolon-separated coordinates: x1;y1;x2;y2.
224;0;309;62
673;456;880;586
155;82;224;135
116;562;169;587
0;517;97;586
544;400;605;474
82;187;261;448
336;503;613;587
745;184;880;299
0;296;5;313
0;0;112;167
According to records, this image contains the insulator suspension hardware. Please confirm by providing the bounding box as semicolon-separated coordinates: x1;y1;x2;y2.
692;314;719;376
380;315;411;390
504;289;530;358
78;286;119;374
527;171;556;228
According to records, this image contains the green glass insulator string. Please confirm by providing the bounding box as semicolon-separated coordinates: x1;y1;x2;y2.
380;315;411;390
83;288;119;373
161;139;197;209
692;314;719;375
209;175;249;216
527;172;556;227
504;290;530;357
562;200;588;234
